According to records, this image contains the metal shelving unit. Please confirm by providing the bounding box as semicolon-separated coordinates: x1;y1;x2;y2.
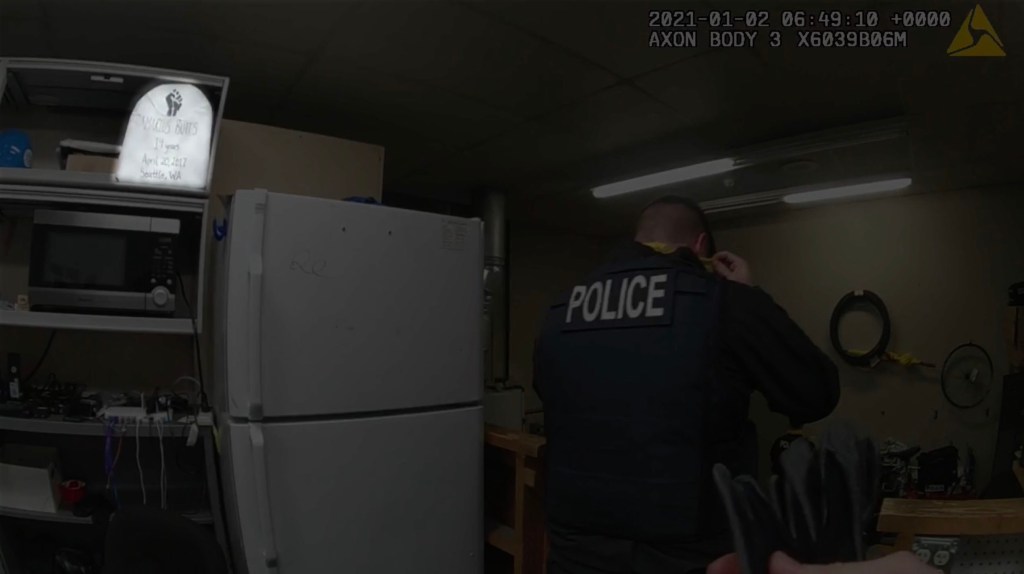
0;506;213;525
0;178;212;210
0;310;194;334
0;57;229;197
0;414;213;437
0;58;225;335
0;58;230;571
0;167;210;198
0;181;210;335
0;415;228;558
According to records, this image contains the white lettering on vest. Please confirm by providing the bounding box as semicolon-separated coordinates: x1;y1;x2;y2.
645;274;667;317
600;279;617;320
616;277;629;319
626;275;647;318
582;282;602;322
565;273;672;326
565;285;586;322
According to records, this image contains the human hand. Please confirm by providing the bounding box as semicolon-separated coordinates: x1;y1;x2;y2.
711;251;753;286
708;551;940;574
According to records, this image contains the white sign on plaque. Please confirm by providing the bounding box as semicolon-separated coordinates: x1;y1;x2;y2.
116;83;213;190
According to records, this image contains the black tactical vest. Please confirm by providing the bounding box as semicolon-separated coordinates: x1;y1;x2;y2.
535;252;722;542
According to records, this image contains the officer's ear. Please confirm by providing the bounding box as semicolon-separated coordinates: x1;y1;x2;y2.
694;232;710;257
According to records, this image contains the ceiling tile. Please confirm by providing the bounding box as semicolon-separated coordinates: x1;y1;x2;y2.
320;2;618;116
633;49;772;128
401;120;600;187
0;18;51;57
44;20;217;72
910;104;1019;172
898;58;1023;113
0;0;44;20
763;74;905;138
827;139;910;178
40;1;215;69
285;56;520;148
467;1;716;78
202;41;308;121
459;121;601;176
191;2;348;55
39;0;206;37
639;49;905;149
541;85;688;156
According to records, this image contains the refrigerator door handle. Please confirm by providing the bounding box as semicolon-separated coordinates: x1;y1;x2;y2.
250;423;280;572
248;255;264;421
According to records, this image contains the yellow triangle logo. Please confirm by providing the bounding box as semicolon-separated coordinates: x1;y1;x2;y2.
948;5;1006;56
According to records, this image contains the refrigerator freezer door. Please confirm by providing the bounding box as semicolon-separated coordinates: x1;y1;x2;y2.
221;190;484;419
222;406;484;574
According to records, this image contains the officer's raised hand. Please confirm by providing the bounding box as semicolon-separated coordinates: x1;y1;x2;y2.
712;251;753;286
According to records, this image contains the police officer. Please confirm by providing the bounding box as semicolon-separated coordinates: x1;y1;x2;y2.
533;196;840;574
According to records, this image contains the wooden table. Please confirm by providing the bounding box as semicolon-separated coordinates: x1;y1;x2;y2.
877;497;1024;551
484;425;547;574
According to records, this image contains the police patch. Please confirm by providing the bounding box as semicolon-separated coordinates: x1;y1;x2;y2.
562;270;676;331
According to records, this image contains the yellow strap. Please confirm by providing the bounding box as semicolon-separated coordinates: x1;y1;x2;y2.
642;242;678;254
643;242;715;271
848;349;926;366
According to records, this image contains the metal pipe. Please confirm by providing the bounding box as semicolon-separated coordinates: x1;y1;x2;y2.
479;190;508;386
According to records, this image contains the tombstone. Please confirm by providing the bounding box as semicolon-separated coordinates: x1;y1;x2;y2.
116;83;213;190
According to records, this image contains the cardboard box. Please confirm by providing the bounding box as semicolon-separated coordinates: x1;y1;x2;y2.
65;153;117;174
0;445;61;514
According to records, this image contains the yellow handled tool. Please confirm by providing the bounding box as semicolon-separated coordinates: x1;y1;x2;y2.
848;349;935;368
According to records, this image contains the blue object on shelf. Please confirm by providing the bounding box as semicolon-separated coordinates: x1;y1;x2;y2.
0;129;33;168
213;218;228;241
344;196;378;204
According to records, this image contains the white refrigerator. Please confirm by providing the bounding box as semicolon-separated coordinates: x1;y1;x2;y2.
213;189;484;574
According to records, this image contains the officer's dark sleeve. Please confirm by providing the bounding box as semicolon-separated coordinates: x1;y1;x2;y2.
719;281;840;426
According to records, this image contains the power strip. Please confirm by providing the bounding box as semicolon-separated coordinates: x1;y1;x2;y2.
97;406;170;424
98;407;211;427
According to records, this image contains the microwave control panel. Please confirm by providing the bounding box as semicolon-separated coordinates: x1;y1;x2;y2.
149;236;177;292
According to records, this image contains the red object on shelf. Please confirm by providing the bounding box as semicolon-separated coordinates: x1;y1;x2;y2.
60;479;86;506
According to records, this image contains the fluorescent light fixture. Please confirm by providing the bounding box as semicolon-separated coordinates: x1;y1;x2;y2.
737;119;908;164
591;158;736;198
782;178;912;205
700;190;782;214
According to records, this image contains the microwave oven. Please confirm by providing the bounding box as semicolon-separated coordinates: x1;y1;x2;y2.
29;209;179;315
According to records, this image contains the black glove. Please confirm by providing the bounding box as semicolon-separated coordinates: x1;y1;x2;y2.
714;423;880;574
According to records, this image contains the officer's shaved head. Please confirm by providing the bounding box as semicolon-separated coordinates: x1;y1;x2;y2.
634;196;715;257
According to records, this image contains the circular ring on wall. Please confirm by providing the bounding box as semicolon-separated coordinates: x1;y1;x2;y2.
940;342;993;409
829;290;891;367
